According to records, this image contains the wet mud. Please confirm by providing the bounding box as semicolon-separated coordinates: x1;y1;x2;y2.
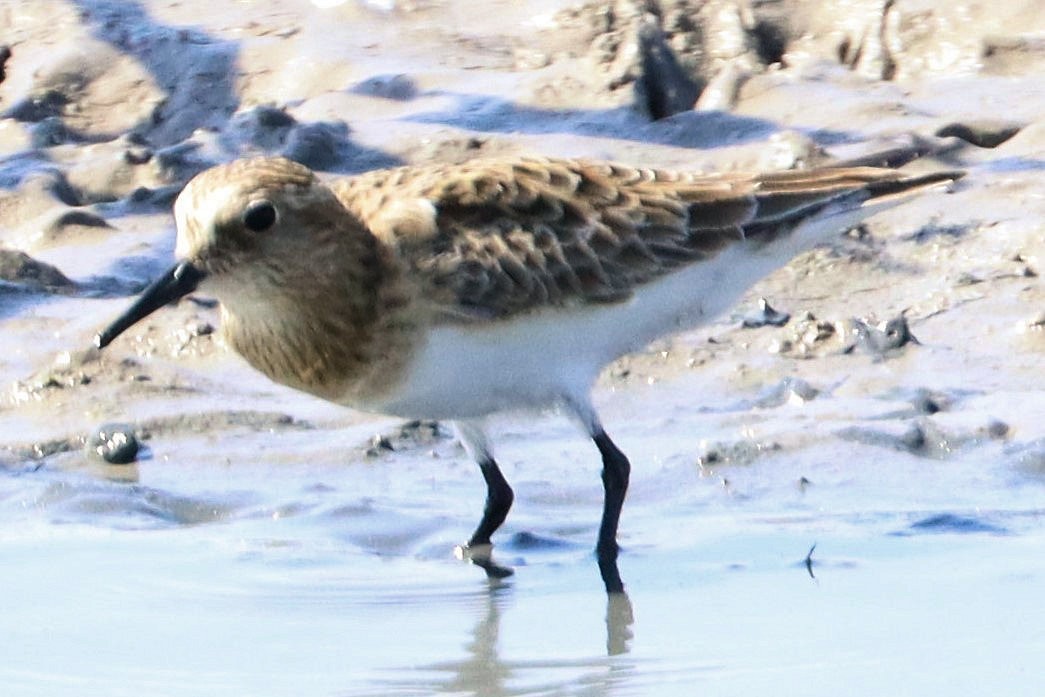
1;1;1043;695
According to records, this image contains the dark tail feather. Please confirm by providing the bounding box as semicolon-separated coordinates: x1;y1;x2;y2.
866;169;965;197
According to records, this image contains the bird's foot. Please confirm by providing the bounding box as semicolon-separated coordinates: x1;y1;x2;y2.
455;542;514;580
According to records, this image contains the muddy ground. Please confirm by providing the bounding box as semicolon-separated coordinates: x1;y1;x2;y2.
0;1;1043;695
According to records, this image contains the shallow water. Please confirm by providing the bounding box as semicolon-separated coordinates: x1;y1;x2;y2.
3;0;1045;694
4;490;1045;697
4;373;1045;696
8;525;1042;697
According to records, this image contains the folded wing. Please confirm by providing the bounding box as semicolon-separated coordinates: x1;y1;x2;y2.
333;157;959;322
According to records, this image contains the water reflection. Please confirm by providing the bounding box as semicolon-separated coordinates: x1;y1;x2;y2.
431;584;512;695
89;460;141;484
606;593;634;656
375;587;636;696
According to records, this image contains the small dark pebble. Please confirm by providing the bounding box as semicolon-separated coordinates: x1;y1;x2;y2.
984;419;1010;439
910;388;951;414
742;297;791;328
879;316;918;349
900;419;954;457
364;420;448;456
86;423;140;465
1012;253;1039;278
351;73;418;101
397;419;447;444
188;320;214;337
700;448;723;465
846;315;918;355
366;435;394;457
696;440;780;468
899;423;926;451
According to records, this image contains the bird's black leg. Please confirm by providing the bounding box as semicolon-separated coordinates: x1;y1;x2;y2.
468;456;515;547
593;429;631;594
453;421;515;580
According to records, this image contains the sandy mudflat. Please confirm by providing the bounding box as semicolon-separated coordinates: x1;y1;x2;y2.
1;1;1044;695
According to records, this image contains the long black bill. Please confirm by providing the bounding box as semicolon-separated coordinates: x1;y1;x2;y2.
95;261;206;349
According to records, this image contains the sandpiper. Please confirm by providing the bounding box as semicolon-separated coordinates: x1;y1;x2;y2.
96;155;961;593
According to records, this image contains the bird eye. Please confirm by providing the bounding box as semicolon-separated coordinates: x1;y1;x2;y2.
243;200;277;232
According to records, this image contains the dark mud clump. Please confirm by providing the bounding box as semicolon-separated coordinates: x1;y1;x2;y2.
741;297;791;329
835;418;987;460
635;20;702;119
843;315;919;356
769;312;919;359
0;248;76;292
365;420;451;458
350;74;419;101
0;45;10;85
696;438;782;469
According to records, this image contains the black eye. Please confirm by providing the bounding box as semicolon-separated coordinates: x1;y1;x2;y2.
243;200;277;232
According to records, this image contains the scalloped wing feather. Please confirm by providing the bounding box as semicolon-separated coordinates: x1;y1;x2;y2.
332;157;956;323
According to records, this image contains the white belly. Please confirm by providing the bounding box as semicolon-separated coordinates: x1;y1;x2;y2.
363;241;790;419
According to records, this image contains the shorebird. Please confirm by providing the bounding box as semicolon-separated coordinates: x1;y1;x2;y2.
96;155;961;593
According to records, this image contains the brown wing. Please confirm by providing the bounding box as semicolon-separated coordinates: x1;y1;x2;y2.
332;157;956;321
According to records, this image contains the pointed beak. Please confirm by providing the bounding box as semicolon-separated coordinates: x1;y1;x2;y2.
95;261;207;349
